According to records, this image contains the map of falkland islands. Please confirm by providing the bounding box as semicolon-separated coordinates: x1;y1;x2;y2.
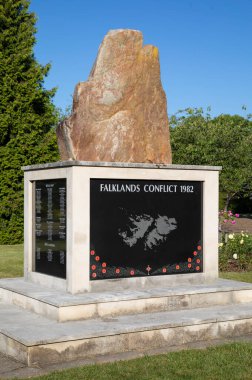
118;211;177;250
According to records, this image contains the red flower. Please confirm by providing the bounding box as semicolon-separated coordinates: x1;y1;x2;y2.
115;268;120;274
91;264;96;270
188;264;192;268
95;256;100;261
162;268;167;273
188;258;192;263
130;270;135;276
196;266;200;271
90;250;95;255
146;265;151;272
102;262;107;268
193;251;197;256
92;272;97;278
196;259;201;264
102;268;106;274
176;265;180;270
197;245;202;251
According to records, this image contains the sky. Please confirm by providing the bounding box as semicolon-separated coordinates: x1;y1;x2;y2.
30;0;252;117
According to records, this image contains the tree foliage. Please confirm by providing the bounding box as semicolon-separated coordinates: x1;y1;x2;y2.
170;108;252;210
0;0;59;244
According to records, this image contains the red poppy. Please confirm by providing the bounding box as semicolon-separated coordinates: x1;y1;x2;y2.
176;265;180;270
130;270;135;276
92;272;97;278
90;250;95;255
91;264;96;270
193;251;197;256
102;268;106;274
102;262;107;268
196;266;200;271
95;256;100;261
188;258;192;263
197;245;202;251
188;264;192;268
196;259;201;264
115;268;120;274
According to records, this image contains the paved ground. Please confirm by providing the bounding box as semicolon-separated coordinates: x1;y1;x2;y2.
1;335;252;379
221;216;252;233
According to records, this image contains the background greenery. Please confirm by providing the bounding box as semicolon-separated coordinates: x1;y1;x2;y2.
0;0;59;244
170;108;252;212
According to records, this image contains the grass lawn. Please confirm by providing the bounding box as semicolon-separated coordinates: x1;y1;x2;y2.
220;271;252;283
0;244;23;278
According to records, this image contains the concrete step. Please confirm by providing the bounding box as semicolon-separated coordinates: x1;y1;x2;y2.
0;278;252;321
1;299;252;366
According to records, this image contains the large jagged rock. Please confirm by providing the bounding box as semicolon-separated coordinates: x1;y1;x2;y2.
57;29;172;163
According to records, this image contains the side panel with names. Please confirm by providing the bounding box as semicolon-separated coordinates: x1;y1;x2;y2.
35;179;66;278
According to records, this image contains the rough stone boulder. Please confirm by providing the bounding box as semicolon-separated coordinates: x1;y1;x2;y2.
57;29;172;163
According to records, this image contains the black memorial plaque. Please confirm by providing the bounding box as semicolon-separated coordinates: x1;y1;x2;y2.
90;179;203;280
35;179;66;278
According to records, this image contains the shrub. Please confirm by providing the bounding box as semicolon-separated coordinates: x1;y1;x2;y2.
0;1;59;243
219;232;252;271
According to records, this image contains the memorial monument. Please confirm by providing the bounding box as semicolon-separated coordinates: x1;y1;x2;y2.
0;30;252;368
23;30;218;292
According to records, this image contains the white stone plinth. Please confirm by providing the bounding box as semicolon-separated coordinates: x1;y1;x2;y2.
22;161;221;294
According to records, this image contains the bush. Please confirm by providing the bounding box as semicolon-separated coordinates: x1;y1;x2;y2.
219;232;252;271
0;1;59;244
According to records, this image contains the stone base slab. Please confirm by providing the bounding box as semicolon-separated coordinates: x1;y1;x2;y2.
1;278;252;322
1;278;252;366
1;300;252;366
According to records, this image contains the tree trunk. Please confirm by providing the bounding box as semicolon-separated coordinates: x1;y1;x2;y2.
224;194;231;212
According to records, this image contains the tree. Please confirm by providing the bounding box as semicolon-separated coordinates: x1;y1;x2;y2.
170;109;252;211
0;0;59;244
